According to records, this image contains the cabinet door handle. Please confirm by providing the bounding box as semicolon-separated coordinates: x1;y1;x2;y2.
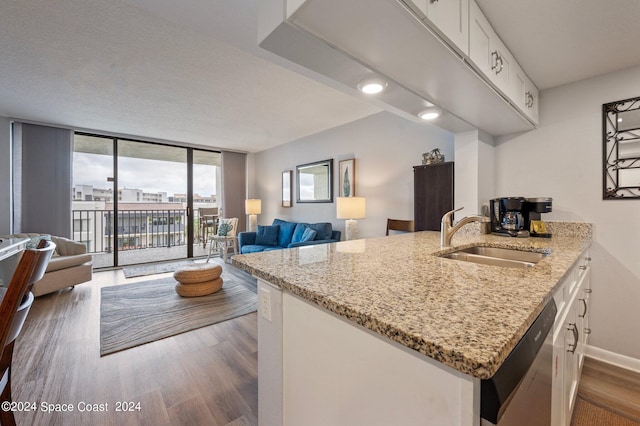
430;0;438;3
491;51;504;74
584;328;592;335
567;323;579;354
525;91;534;108
579;298;588;318
585;288;593;294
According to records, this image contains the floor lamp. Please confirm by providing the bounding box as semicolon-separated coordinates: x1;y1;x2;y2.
336;197;366;240
245;199;262;232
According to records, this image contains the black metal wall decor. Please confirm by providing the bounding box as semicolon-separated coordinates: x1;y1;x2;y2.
603;96;640;199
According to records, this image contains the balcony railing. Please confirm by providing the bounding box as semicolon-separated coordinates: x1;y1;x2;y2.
73;208;195;254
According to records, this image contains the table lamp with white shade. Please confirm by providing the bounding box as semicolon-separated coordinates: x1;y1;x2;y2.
336;197;366;240
245;199;262;232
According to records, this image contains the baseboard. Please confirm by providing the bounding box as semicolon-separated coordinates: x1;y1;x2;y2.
586;345;640;374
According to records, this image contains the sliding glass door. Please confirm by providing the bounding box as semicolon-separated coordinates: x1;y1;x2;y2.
116;140;188;266
72;134;220;268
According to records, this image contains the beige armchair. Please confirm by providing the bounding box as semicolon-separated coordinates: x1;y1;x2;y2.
1;234;93;297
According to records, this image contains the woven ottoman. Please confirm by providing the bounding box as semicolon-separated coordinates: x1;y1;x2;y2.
173;264;223;297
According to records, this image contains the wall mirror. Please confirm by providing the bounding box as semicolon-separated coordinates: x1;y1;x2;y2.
604;96;640;198
282;170;292;207
296;159;333;203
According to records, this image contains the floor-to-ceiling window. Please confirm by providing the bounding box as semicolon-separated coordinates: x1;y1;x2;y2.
72;133;220;268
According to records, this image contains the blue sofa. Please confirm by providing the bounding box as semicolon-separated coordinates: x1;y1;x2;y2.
238;218;341;254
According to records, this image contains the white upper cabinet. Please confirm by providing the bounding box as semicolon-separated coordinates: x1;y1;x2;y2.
469;0;538;123
469;1;510;93
425;0;469;55
511;61;539;122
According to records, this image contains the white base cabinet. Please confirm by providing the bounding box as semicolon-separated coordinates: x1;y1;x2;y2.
551;250;591;426
257;279;480;426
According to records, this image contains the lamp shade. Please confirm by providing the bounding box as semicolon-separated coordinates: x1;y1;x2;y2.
245;199;262;215
336;197;366;219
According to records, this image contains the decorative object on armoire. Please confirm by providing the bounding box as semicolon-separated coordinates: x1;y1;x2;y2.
336;196;366;240
414;162;454;231
603;95;640;199
421;148;445;165
282;170;293;207
339;158;356;197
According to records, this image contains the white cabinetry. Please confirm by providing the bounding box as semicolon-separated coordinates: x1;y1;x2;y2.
552;250;591;426
510;62;539;123
469;1;538;123
257;280;480;426
469;0;511;92
425;0;469;55
401;0;469;55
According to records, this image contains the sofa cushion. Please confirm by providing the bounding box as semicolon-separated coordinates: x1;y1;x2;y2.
272;219;297;247
300;228;317;242
255;225;279;246
308;222;333;240
51;235;87;256
291;223;309;244
46;254;93;272
240;244;265;254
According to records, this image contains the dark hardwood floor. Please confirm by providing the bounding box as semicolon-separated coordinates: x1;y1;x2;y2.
12;260;258;426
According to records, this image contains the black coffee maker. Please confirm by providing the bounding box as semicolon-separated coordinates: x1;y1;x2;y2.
490;197;528;237
490;197;553;238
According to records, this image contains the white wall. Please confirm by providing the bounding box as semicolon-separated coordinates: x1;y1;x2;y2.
454;130;495;217
494;64;640;361
253;111;454;239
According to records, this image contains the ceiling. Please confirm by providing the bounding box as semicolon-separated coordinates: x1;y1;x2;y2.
1;0;640;153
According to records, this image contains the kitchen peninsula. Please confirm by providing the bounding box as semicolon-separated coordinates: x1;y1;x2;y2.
233;223;592;425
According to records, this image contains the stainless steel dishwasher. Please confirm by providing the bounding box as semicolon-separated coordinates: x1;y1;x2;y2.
481;299;557;425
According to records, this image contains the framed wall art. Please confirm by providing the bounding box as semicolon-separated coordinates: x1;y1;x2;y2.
282;170;293;207
296;159;333;203
339;158;356;197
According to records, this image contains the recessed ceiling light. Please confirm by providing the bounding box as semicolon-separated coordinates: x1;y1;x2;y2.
357;77;388;95
418;108;440;120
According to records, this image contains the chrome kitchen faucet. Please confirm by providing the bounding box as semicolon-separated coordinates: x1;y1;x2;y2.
440;207;490;247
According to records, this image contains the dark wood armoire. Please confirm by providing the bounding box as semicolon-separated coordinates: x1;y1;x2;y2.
413;162;454;231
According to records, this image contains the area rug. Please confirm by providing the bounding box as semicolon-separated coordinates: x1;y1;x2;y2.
121;260;194;278
100;277;257;356
572;395;640;425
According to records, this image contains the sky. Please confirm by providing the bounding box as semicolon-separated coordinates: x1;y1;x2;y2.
73;152;216;196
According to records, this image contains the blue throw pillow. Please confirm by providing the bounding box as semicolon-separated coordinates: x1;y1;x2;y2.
308;223;332;240
291;223;309;244
255;225;279;246
272;219;297;247
300;228;317;243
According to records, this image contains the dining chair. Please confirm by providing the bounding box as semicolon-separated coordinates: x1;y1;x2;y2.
199;207;219;247
385;219;415;236
0;240;55;426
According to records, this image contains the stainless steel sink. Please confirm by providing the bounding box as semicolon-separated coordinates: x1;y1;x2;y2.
439;246;546;268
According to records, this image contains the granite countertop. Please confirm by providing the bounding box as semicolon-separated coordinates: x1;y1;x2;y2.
232;222;592;379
